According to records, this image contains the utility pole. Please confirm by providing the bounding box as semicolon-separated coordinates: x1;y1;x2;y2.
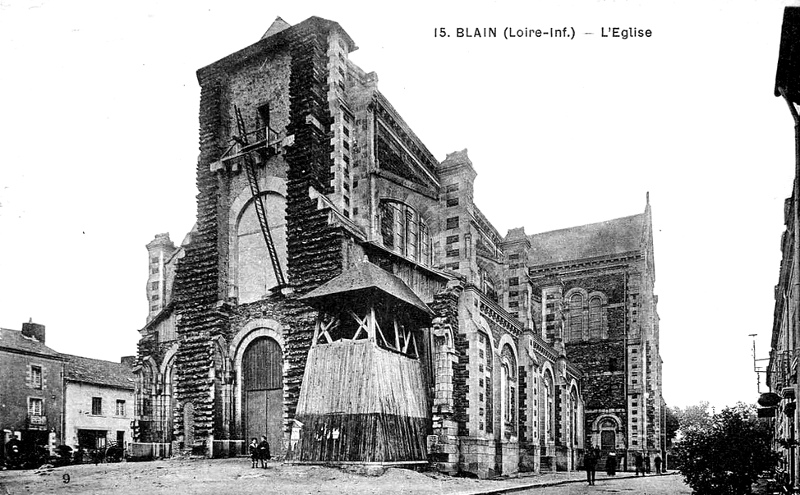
750;333;769;394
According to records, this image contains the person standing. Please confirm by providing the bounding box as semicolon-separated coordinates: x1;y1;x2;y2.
654;454;663;475
584;448;597;485
257;435;271;469
249;438;258;468
635;452;645;476
606;451;617;476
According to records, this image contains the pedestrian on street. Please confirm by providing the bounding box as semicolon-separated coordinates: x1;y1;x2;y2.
584;448;597;485
249;438;258;468
654;454;663;475
606;451;617;476
645;455;651;474
635;452;645;476
257;435;271;469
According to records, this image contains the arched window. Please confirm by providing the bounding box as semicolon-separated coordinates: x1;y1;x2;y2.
543;369;555;442
569;387;579;447
569;293;583;341
137;363;155;419
166;364;177;442
236;192;287;304
501;344;517;435
483;333;494;434
379;200;432;266
589;296;602;339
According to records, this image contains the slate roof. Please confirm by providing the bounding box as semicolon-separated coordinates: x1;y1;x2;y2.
300;260;434;319
0;328;64;359
527;214;645;266
63;354;135;390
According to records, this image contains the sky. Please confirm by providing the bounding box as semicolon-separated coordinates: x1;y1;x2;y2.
0;0;795;411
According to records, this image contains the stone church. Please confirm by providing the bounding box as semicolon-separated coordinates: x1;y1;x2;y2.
133;16;662;477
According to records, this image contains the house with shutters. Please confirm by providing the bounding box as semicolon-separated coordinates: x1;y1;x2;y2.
62;354;135;452
0;322;65;461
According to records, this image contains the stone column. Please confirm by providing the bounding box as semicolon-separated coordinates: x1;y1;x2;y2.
430;317;459;474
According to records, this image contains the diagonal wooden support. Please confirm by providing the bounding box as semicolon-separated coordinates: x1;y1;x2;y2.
313;314;339;346
349;310;370;340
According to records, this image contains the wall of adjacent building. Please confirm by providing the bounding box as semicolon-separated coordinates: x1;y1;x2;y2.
0;350;64;445
63;381;134;448
768;193;799;487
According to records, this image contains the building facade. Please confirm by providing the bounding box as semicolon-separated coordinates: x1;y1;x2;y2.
768;7;800;490
132;16;665;478
63;355;135;451
522;201;664;470
1;322;138;463
0;322;65;461
766;188;799;488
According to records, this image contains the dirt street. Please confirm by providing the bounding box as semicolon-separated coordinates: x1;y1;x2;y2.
513;473;692;495
0;458;597;495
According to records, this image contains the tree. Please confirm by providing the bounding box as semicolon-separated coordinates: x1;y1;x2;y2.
665;406;680;448
674;401;714;435
675;403;778;495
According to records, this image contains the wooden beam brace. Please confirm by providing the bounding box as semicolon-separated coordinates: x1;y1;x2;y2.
394;319;401;351
374;316;389;348
369;307;376;342
402;328;412;354
349;310;369;340
314;314;338;345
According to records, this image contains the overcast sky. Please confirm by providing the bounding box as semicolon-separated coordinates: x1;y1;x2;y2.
0;0;794;411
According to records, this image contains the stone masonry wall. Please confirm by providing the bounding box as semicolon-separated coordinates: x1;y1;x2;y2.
281;22;343;426
532;265;634;460
226;296;317;440
285;25;341;295
172;74;227;446
429;281;463;468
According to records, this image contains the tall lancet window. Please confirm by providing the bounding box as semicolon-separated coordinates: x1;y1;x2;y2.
569;293;584;341
589;296;602;339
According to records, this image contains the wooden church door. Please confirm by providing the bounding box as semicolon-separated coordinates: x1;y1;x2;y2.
243;337;283;453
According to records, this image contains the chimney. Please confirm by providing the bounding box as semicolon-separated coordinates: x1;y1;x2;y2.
22;320;46;344
120;356;136;367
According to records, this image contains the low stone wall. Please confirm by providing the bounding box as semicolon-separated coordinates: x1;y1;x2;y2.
459;438;496;478
211;440;245;458
497;441;519;476
518;442;539;473
128;442;171;461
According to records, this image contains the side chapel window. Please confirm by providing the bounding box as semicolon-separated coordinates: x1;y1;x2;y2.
569;293;583;341
501;344;517;434
589;296;602;339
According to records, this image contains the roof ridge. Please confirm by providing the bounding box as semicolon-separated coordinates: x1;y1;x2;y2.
63;353;124;364
526;212;645;267
528;212;644;238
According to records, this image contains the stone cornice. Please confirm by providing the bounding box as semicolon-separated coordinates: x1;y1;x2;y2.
468;287;522;337
373;94;440;182
528;252;641;277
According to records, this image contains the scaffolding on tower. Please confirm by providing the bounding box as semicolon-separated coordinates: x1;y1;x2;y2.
215;105;288;291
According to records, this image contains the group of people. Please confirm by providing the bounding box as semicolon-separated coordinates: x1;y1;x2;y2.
583;449;664;485
248;436;271;468
634;451;663;476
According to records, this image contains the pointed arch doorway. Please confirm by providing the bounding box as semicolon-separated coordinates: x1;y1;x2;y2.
242;336;283;452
